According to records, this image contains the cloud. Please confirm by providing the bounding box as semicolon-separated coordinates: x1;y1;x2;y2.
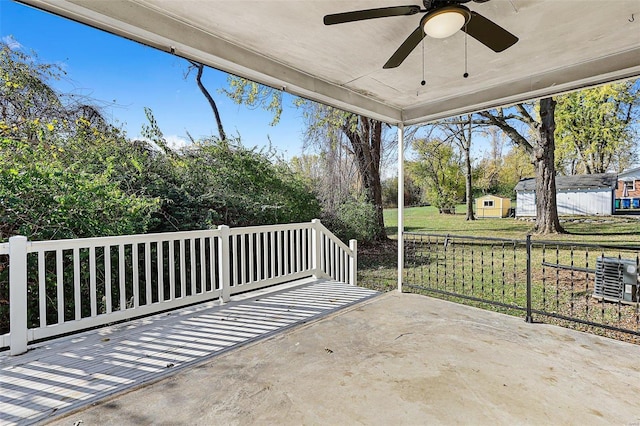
132;135;190;153
165;134;189;150
2;35;23;51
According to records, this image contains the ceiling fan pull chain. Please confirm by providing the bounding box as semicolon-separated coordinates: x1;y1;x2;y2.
463;22;469;78
421;36;426;86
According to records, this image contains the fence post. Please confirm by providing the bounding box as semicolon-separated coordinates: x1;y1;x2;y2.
9;236;28;355
311;219;322;278
525;234;533;323
218;225;231;304
349;239;357;286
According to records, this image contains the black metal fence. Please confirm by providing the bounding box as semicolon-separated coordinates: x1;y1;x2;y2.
404;232;640;343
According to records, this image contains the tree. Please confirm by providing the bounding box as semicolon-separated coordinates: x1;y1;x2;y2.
381;174;422;208
409;139;464;213
300;103;388;240
475;127;505;194
0;42;108;142
497;145;534;197
438;115;475;220
478;99;564;234
186;61;227;141
555;80;639;175
223;76;390;241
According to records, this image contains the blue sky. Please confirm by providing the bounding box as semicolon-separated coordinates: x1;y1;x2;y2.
0;0;306;157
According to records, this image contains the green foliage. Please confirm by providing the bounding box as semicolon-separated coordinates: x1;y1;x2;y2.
223;78;389;240
0;43;66;140
174;138;321;228
323;195;379;243
381;175;423;208
222;76;283;126
475;145;534;198
0;138;159;241
555;80;639;174
409;139;464;212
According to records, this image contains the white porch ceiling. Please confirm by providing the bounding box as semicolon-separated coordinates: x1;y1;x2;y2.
18;0;640;125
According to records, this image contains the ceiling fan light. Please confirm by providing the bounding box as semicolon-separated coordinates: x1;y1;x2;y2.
423;8;468;39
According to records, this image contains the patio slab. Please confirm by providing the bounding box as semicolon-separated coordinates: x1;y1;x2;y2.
46;291;640;425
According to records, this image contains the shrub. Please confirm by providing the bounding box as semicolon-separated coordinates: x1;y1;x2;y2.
323;196;378;243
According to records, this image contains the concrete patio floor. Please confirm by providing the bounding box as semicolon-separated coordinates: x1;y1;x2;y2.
45;291;639;425
0;279;379;425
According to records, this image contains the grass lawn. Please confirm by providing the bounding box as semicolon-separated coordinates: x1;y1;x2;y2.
384;205;640;245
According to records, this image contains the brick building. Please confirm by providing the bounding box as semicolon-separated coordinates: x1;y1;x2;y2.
615;166;640;210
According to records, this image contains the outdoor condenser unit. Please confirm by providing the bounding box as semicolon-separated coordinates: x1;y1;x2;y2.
593;257;639;303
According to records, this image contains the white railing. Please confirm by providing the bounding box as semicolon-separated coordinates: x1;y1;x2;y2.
0;219;356;355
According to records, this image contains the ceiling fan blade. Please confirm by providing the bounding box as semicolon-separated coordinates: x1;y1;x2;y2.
462;11;518;52
383;26;424;69
324;5;421;25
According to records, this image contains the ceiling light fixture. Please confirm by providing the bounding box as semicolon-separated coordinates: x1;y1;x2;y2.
422;6;471;39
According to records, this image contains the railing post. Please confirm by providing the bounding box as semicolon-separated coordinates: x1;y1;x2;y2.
312;219;322;278
349;239;357;286
9;236;28;355
525;234;533;323
218;225;231;304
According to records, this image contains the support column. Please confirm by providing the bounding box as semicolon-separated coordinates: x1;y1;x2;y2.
397;124;405;293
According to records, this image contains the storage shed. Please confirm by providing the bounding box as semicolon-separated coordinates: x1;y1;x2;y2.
476;195;512;218
514;173;617;217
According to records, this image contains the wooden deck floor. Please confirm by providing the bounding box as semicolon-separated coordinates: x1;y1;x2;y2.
0;278;379;425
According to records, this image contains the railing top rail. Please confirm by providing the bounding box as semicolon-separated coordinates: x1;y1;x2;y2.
316;221;353;253
405;231;640;252
532;239;640;252
24;228;221;252
11;221;320;253
0;243;8;255
228;222;313;235
404;232;525;245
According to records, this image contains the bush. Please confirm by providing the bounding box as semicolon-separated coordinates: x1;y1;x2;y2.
165;138;321;230
323;196;378;243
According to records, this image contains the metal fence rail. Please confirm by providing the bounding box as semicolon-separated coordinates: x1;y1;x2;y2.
404;232;640;341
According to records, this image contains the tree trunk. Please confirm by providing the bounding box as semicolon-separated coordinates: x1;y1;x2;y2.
464;147;474;220
477;100;564;234
533;98;564;234
190;61;226;141
344;117;387;241
463;117;475;221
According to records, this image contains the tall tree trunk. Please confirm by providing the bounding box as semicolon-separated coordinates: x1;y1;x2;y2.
463;116;475;221
189;61;226;141
533;98;564;233
344;117;387;241
477;99;564;234
440;115;475;220
464;147;474;220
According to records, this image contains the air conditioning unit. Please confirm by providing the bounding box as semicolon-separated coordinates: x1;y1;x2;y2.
593;257;638;303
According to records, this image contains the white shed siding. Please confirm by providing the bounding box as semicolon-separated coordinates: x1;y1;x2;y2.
556;189;612;215
517;189;613;217
516;191;536;217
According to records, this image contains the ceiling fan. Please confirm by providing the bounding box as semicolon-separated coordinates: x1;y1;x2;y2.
324;0;518;69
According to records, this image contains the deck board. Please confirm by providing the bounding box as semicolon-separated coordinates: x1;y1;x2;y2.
0;278;379;425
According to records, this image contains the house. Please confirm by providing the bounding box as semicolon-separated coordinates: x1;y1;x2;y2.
514;173;617;217
615;167;640;210
475;195;511;218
